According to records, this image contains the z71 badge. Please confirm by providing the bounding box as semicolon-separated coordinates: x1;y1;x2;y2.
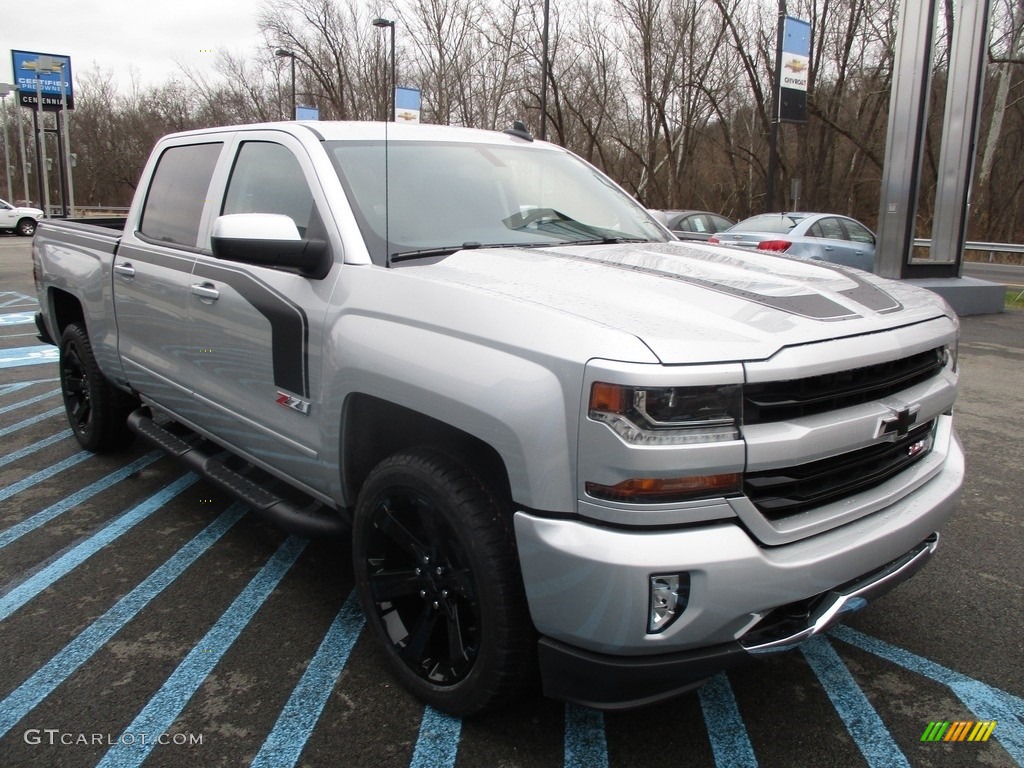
275;391;311;415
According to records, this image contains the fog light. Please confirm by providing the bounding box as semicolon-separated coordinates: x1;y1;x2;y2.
649;573;691;633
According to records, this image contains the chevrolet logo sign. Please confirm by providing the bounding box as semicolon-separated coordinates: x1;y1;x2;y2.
877;405;920;440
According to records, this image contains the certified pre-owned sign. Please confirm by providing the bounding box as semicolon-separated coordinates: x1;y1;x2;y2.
11;50;74;111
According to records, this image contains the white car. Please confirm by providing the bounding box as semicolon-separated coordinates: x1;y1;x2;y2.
0;198;44;236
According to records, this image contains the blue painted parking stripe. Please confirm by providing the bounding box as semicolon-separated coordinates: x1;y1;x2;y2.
96;535;308;768
0;377;60;397
0;473;198;621
0;388;60;415
0;311;37;326
410;707;463;768
801;636;910;768
251;589;365;768
0;450;91;505
0;406;65;437
0;429;72;468
0;345;60;368
0;452;163;550
564;703;609;768
831;626;1024;714
0;292;37;308
0;503;248;738
832;626;1024;763
699;673;758;768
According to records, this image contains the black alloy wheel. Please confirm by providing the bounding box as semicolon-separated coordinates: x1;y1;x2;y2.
59;323;136;452
353;448;533;715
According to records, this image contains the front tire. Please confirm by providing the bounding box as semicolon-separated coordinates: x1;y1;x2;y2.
16;218;37;237
352;448;534;716
59;322;136;451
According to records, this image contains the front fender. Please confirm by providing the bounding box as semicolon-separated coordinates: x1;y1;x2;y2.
321;313;580;513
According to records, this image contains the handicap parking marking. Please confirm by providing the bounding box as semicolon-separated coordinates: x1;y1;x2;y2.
0;311;37;327
0;345;59;368
0;291;38;309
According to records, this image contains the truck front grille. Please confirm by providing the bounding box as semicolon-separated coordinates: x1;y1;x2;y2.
744;347;944;424
744;420;935;520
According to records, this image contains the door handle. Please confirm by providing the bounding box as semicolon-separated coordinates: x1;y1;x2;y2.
190;282;220;301
113;262;136;278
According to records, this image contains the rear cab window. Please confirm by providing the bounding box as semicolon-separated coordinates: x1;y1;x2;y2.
139;143;223;248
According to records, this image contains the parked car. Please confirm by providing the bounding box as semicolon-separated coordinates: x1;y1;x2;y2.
658;209;734;241
0;198;44;236
709;212;876;272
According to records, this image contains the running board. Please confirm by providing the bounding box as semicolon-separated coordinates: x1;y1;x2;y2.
128;408;347;538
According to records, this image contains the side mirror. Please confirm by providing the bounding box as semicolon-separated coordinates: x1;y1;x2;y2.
210;213;329;277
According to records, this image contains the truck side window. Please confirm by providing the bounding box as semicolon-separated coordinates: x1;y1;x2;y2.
139;143;222;247
222;142;315;236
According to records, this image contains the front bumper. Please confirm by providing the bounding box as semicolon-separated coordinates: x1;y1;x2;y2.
537;534;938;709
514;428;963;708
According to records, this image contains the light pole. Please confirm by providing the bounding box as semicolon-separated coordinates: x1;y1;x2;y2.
372;18;396;122
540;0;550;140
14;88;30;205
31;55;53;217
0;84;13;202
58;60;75;217
275;49;297;120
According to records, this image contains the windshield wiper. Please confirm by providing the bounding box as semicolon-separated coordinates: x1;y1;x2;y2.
553;236;652;245
390;241;554;263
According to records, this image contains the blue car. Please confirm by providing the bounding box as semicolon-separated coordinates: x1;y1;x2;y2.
709;212;876;272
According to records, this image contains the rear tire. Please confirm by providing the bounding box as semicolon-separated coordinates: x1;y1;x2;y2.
352;448;534;716
59;322;136;452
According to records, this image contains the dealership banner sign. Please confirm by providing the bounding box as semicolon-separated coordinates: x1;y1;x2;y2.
395;87;421;123
11;50;74;110
776;17;809;123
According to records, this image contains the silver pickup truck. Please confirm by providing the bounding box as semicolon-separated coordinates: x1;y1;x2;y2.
32;121;963;715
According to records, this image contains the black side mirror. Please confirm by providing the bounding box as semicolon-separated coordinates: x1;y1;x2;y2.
210;214;330;279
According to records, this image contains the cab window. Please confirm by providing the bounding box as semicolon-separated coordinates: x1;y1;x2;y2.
139;143;222;247
222;142;315;236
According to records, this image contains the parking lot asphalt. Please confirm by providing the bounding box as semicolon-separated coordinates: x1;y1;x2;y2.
0;233;1021;768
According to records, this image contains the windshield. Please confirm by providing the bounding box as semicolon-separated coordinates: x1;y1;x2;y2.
327;140;669;265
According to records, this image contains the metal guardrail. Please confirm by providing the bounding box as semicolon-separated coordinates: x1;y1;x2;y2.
44;206;131;218
913;238;1024;259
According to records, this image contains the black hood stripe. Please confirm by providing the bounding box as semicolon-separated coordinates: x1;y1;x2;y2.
548;245;902;321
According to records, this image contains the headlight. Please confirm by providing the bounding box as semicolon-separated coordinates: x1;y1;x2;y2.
589;382;742;444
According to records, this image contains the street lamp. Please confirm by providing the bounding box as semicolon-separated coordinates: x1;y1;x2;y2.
30;55;54;216
58;60;75;218
275;48;297;120
372;18;396;122
0;84;13;202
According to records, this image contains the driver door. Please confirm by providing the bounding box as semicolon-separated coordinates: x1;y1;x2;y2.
184;134;340;495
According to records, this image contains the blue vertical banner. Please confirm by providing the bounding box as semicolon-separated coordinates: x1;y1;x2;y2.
395;87;422;123
11;50;74;111
777;17;810;123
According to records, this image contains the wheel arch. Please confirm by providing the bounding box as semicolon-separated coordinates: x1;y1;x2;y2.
48;288;87;338
340;393;513;511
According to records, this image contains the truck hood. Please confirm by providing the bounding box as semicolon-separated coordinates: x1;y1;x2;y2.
409;241;953;364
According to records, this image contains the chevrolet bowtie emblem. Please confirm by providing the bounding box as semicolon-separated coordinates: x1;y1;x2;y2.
878;405;920;439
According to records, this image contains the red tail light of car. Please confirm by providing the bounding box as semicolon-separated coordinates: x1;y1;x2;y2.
756;239;792;253
707;236;721;244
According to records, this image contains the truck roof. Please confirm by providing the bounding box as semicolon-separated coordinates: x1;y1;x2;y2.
158;120;558;149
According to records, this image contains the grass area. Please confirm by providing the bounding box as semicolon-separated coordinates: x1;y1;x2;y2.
1006;289;1024;310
